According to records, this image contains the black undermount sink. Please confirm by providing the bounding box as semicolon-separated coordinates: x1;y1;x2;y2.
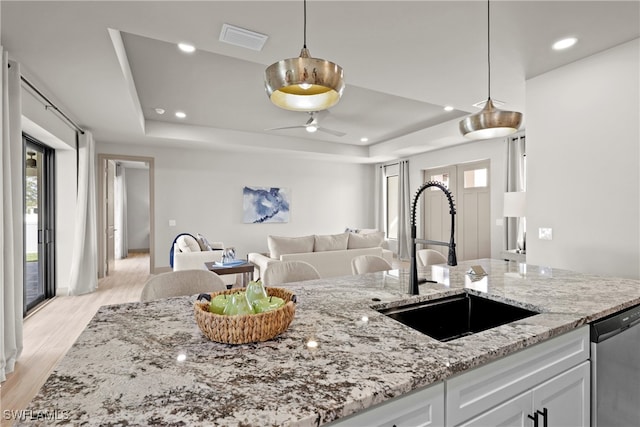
377;293;539;342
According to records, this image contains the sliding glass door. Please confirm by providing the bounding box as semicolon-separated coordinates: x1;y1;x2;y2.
24;134;55;314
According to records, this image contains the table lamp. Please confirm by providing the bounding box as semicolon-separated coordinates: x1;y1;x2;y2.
504;191;526;253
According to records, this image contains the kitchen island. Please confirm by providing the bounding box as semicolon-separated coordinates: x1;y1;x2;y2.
18;259;640;426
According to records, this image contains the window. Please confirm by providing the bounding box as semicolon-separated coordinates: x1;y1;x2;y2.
386;175;398;239
430;173;450;190
383;164;400;240
463;168;488;188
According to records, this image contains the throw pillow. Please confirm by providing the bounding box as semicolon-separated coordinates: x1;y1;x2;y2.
347;231;385;249
196;233;212;251
177;235;201;253
314;232;349;252
358;228;380;235
268;235;315;259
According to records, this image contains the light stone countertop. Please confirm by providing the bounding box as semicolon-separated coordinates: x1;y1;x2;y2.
18;259;640;426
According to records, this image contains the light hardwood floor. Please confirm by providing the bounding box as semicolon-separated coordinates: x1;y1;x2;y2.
1;253;151;425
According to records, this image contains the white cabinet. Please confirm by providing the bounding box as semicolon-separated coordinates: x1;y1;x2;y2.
327;382;444;427
533;361;590;427
459;392;531;427
327;327;590;427
460;361;590;427
446;326;590;427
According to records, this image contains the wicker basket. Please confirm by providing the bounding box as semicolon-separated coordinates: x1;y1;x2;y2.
193;287;296;344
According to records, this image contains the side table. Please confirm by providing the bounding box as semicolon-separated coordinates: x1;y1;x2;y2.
204;261;255;288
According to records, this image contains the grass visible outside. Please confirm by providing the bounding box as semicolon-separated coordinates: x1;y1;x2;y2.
26;252;38;262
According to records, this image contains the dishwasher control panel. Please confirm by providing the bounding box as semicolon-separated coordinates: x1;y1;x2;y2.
591;302;640;343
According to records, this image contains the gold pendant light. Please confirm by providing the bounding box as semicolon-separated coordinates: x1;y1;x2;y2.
460;0;522;140
264;0;344;112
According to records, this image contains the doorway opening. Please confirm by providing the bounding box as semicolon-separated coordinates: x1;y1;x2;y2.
97;154;155;278
23;134;56;315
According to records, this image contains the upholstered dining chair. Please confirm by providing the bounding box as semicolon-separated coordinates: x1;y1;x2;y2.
351;255;393;275
140;269;226;301
262;261;321;286
416;249;447;267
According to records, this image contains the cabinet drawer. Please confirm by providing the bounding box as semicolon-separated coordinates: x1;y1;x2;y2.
328;382;444;427
446;326;589;426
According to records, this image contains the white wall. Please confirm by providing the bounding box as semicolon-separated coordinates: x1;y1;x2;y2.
125;167;150;251
526;38;639;279
407;137;508;260
96;142;375;270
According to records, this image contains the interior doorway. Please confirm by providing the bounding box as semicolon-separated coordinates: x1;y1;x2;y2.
423;160;491;262
97;154;155;277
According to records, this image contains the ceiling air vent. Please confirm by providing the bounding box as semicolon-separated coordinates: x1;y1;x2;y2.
219;23;268;51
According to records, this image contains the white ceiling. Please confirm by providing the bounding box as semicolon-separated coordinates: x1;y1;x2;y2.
2;1;638;163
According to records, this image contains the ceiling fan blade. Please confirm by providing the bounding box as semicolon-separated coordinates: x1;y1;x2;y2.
265;125;305;131
317;127;346;137
313;110;330;120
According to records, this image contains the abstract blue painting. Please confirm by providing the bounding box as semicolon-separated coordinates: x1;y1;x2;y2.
243;186;291;223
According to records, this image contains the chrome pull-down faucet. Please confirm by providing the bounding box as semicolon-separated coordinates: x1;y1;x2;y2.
409;181;457;295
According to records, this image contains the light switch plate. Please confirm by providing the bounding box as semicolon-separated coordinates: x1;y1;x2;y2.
539;227;553;240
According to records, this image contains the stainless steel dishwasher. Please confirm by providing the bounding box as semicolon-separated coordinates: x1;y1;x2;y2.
590;303;640;426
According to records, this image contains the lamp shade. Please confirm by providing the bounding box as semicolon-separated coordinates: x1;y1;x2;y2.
264;48;344;112
503;191;526;217
459;98;523;140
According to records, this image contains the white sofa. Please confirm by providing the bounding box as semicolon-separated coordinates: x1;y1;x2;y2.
248;232;394;279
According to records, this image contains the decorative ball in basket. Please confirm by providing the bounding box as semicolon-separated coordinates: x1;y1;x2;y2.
194;285;296;344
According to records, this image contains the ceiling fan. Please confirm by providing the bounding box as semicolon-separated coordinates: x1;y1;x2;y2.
266;111;346;137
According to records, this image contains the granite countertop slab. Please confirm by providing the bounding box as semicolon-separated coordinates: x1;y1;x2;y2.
18;259;640;426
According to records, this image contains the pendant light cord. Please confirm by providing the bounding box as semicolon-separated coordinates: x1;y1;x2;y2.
487;0;491;100
303;0;307;49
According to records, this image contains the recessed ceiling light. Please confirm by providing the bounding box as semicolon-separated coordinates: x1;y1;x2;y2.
552;37;578;51
178;43;196;53
154;108;165;115
360;137;369;143
444;106;454;112
175;111;186;119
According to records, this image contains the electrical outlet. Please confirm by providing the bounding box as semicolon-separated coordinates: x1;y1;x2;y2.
539;227;553;240
169;219;176;227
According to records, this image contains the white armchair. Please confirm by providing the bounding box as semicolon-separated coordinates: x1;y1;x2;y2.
172;234;236;286
173;244;223;270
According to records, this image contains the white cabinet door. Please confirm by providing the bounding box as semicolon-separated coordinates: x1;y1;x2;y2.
327;382;444;427
446;327;589;426
458;392;531;427
459;362;590;427
533;361;590;427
